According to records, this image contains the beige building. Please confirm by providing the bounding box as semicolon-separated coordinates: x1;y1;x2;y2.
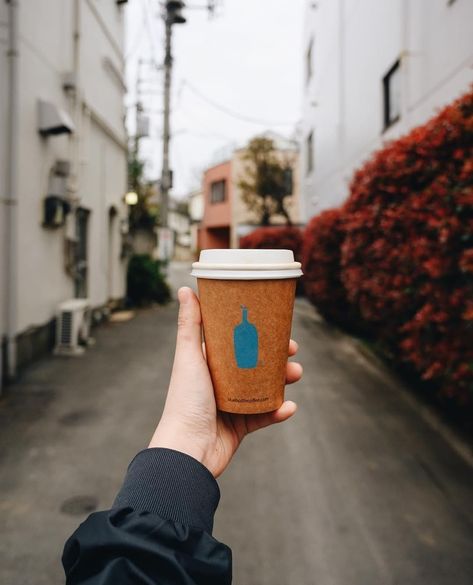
188;189;204;256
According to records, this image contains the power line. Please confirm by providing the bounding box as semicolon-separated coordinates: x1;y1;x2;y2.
125;1;147;60
182;80;295;126
142;0;163;70
174;129;234;141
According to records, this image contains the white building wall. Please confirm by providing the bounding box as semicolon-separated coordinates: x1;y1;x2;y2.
16;0;74;333
188;191;203;255
1;1;127;365
189;190;204;223
300;0;473;219
80;1;125;139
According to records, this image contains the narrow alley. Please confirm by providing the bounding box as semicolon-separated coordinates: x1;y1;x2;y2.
1;264;472;584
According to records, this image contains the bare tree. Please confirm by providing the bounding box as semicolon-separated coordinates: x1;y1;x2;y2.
238;137;294;226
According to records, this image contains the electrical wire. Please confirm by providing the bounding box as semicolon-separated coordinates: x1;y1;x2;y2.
181;80;296;126
142;0;163;70
125;1;147;60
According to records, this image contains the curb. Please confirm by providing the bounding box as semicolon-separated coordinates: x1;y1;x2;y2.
294;300;473;468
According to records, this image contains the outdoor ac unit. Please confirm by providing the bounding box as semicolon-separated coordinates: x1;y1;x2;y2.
54;299;91;356
38;99;75;137
137;114;150;138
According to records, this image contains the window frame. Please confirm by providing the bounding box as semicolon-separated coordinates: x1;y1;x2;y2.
306;131;314;175
210;179;226;204
306;38;313;84
382;58;401;131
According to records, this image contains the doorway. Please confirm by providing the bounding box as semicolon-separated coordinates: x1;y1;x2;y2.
74;208;90;298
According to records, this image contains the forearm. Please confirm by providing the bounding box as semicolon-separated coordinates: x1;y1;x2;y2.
113;448;220;532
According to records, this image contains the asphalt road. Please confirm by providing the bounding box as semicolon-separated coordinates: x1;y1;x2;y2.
0;262;472;584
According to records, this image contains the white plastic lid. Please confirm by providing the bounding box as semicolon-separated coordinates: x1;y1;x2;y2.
191;249;303;280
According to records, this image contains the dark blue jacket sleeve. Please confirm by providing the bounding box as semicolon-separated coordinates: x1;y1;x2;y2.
62;448;232;584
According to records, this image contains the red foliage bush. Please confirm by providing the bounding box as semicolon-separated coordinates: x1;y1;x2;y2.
240;226;303;261
302;209;355;325
339;89;473;401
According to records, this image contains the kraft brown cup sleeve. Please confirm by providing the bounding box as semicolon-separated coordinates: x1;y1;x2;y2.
197;278;297;414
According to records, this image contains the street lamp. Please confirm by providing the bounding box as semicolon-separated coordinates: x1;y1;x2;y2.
166;1;187;24
124;191;138;206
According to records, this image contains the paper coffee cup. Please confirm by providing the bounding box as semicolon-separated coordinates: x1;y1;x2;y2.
191;249;303;414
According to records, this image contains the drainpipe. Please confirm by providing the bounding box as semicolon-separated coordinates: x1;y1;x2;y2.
70;0;82;297
3;0;20;383
400;0;409;128
338;0;345;178
72;0;81;190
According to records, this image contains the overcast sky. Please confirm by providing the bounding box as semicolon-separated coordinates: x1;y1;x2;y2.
125;0;305;197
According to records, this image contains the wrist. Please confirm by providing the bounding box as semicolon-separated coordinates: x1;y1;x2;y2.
149;422;209;469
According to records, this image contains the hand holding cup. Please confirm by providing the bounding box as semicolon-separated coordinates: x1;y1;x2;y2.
150;285;303;478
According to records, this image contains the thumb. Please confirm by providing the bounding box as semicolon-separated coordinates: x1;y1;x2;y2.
175;287;203;361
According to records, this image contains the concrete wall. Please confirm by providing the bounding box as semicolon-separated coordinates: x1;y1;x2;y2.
1;0;127;376
16;0;74;332
300;0;473;219
79;114;127;307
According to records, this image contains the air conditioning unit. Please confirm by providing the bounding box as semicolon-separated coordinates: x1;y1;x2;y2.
54;299;92;356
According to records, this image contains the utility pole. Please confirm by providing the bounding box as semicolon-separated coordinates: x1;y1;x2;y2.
160;1;186;230
4;0;19;384
160;18;172;228
158;1;220;263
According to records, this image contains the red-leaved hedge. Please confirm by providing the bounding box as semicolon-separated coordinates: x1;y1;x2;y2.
304;89;473;403
240;226;303;261
302;209;356;326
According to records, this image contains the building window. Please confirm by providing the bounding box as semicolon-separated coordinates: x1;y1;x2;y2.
210;179;226;204
382;59;401;130
306;39;313;84
306;131;314;175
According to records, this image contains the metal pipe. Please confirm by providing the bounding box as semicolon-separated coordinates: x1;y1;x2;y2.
71;0;81;196
3;0;20;382
71;0;82;297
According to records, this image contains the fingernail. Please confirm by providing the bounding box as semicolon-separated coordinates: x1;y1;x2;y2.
178;287;191;304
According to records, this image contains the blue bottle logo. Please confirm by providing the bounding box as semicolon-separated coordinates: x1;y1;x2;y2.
233;305;259;369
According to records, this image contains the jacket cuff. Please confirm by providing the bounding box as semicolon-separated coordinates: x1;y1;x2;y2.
112;448;220;534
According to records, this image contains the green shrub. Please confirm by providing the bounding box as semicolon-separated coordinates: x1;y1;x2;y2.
127;254;171;306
